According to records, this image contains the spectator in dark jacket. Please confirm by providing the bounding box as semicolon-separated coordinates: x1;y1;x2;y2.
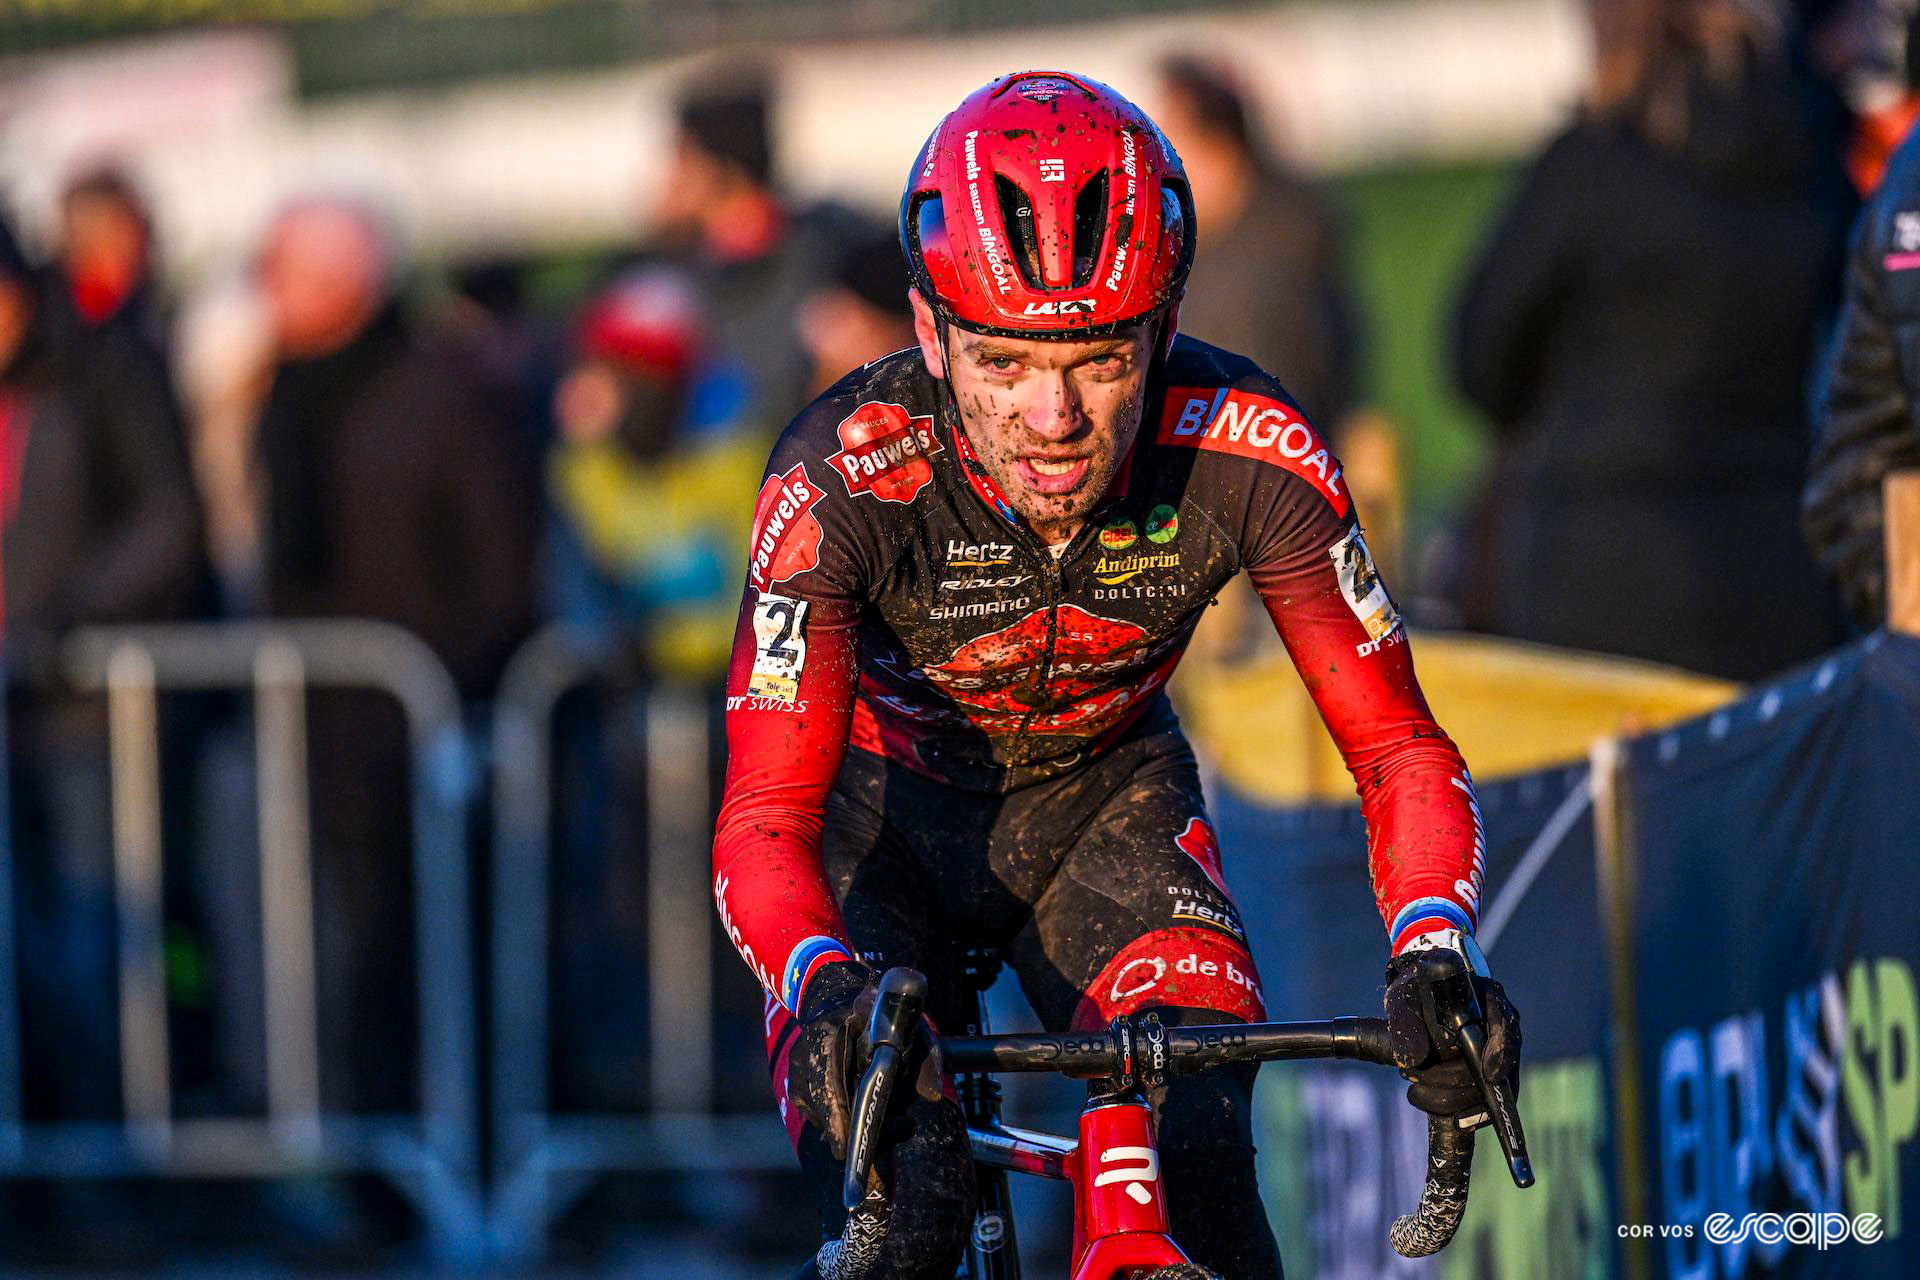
649;68;867;431
1805;50;1920;628
252;194;537;1110
255;197;536;693
1155;54;1362;432
1;208;207;1119
1451;0;1854;680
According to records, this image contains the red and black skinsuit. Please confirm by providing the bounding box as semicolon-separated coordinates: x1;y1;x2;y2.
713;335;1484;1277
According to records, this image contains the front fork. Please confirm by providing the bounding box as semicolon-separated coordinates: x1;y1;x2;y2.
960;1071;1022;1280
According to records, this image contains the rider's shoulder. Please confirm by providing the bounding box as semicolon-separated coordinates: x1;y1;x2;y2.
1154;335;1349;515
769;346;940;471
752;349;944;591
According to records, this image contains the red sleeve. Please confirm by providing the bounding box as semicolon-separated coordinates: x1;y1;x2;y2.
1247;504;1486;958
711;587;865;1011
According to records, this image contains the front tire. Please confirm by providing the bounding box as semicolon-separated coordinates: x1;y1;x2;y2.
1142;1267;1221;1279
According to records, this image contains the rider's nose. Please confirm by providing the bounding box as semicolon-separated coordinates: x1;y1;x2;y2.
1022;375;1083;442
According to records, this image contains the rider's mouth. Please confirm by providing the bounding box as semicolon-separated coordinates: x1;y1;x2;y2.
1016;455;1091;495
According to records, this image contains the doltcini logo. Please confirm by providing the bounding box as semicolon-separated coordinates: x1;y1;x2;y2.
1093;550;1179;585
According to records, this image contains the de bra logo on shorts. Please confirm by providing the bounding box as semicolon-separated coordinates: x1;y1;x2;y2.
830;401;943;504
748;463;826;590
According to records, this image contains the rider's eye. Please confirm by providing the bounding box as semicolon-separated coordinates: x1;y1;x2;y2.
985;356;1017;372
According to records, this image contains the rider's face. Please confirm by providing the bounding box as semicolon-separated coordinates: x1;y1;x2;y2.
912;290;1151;545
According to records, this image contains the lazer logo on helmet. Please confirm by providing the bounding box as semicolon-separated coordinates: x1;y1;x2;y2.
1022;299;1097;316
829;401;942;503
747;463;826;590
1157;386;1350;516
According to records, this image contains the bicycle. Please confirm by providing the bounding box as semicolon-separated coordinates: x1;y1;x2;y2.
812;951;1533;1280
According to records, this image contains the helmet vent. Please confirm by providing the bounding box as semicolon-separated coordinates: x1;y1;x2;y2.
1071;170;1110;290
993;174;1046;291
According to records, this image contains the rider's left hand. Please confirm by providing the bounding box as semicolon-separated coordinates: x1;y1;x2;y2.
1383;947;1522;1121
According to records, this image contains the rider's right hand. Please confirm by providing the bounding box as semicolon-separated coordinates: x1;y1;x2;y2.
788;961;946;1163
1383;948;1522;1121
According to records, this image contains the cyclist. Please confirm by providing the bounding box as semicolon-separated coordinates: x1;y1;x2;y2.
712;71;1520;1279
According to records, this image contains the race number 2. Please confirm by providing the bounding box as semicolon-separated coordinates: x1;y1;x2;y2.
749;593;809;702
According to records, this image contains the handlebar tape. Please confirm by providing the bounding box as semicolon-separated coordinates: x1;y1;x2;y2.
1389;1117;1475;1258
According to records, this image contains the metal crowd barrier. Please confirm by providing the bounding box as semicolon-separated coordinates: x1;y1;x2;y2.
0;622;484;1263
485;624;786;1260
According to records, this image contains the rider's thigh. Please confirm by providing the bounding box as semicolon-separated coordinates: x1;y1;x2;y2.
1003;739;1268;1032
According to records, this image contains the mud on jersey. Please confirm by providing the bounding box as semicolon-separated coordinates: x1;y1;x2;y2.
714;337;1486;1013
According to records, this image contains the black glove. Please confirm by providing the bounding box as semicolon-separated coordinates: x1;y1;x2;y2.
786;961;946;1161
1383;948;1522;1120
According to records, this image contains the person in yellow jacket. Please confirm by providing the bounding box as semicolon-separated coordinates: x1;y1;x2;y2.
547;266;766;682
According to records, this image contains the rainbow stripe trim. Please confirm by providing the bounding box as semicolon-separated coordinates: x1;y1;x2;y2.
1389;897;1475;955
781;935;855;1012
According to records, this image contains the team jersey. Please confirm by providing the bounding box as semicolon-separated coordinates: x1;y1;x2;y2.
712;336;1486;1013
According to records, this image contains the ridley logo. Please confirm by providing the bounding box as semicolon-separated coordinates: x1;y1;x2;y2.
1158;387;1350;516
747;463;826;590
1094;1147;1159;1205
830;401;941;503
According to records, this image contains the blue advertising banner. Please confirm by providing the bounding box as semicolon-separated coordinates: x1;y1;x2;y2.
1218;757;1616;1280
1212;631;1920;1280
1625;633;1920;1280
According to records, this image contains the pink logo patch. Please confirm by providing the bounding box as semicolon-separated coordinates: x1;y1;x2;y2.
1175;817;1231;898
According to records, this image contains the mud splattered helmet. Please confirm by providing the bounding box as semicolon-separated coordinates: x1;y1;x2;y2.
900;70;1196;341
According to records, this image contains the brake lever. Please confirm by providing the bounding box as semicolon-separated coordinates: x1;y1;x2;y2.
1440;974;1534;1189
842;967;928;1212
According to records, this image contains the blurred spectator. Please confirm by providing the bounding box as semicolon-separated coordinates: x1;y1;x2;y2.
795;227;915;400
1808;0;1920;190
55;165;164;349
255;195;537;690
2;207;207;1119
445;255;559;454
252;194;537;1109
546;266;763;683
649;67;869;430
1805;117;1920;627
1449;0;1853;680
174;275;275;610
1154;54;1362;431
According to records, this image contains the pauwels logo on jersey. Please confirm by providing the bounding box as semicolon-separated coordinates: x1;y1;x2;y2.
829;401;943;503
1157;386;1349;516
748;463;825;591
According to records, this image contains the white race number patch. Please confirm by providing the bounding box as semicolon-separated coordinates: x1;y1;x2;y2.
748;593;809;701
1330;527;1401;642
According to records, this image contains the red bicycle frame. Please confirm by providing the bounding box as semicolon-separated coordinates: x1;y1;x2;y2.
968;1091;1192;1279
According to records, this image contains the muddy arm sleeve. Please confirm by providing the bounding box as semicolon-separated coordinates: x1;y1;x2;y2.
711;588;866;1010
1246;497;1486;957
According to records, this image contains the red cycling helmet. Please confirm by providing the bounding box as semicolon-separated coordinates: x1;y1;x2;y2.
900;70;1196;341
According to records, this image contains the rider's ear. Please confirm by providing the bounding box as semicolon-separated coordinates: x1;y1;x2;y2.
909;289;946;380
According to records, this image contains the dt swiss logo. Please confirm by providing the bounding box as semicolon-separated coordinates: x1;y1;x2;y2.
1158;386;1349;516
748;463;825;590
830;401;942;504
